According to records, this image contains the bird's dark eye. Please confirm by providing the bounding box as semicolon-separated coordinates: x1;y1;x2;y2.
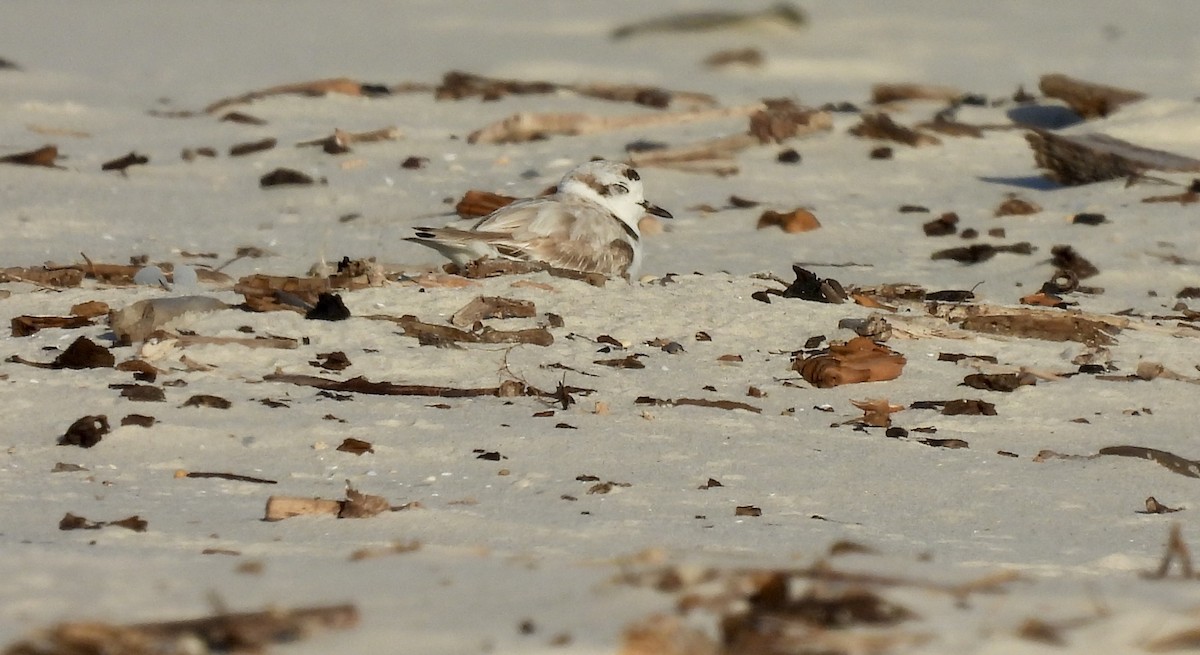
623;168;640;181
606;183;629;195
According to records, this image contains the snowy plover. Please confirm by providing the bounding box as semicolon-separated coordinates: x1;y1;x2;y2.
407;160;672;280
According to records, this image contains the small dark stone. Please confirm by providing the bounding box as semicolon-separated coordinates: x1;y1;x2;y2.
229;138;277;157
1077;364;1106;374
118;385;166;402
987;227;1006;238
121;414;156;428
1072;212;1107;225
960;228;979;239
884;426;908;438
869;146;893;159
54;336;115;369
101;152;149;172
182;394;232;409
898;205;930;213
260;168;314;187
922;212;958;237
306;293;351;321
1177;287;1200;299
401;156;429;169
776;148;801;164
750;290;772;304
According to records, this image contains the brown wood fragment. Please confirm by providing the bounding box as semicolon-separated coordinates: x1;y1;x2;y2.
1099;446;1200;478
11;314;95;337
183;471;277;484
457;258;608;287
436;70;715;109
849;113;941;147
450;296;537;327
259;167;315;187
734;505;762;517
1025;129;1200;185
296;126;401;150
229;137;276;157
1;265;84;288
204;77;379;114
958;312;1117;345
392;314;553;347
915;115;984;138
5;603;359;655
0;144;61;167
872;83;964;104
336;438;374;456
635;396;762;414
264;372;589;402
704;47;764;69
1038;73;1145;119
101;152;149;171
468;103;763;145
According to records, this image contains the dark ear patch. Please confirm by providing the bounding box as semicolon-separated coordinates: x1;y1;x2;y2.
604;183;629;197
623;168;641;181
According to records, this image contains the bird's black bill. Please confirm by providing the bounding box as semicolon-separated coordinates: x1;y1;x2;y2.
641;201;673;219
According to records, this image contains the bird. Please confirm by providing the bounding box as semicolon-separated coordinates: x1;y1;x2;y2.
406;160;672;280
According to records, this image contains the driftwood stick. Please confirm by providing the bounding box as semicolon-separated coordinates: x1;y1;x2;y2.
1038;73;1145;119
1026;129;1200;185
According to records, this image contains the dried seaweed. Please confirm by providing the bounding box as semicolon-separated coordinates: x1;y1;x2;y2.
264;372;591;401
1099;446;1200;478
635;396;762;414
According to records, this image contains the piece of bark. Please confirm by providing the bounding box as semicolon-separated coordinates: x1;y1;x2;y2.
394;314;553;347
228;138;276;157
849;113;941;147
0;144;61;168
1;265;85;288
296;126;402;150
1025;129;1200;186
11;314;95;337
259;168;315;187
101;152;149;172
1038;73;1146;119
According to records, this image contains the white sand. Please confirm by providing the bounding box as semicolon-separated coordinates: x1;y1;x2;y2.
3;2;1200;653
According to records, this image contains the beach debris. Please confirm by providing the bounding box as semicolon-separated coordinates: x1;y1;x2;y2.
794;337;906;388
1072;212;1108;225
264;483;393;520
734;505;762;517
994;195;1041;216
910;399;997;416
181;394;232;409
1049;245;1098;279
337;438;374;456
962;372;1037;392
204;77;389;114
468;103;763;145
2;602;359;655
634;396;762;414
181;146;218;161
627;99;831;175
58;512;147;532
108;296;229;344
100;151;148;172
2;264;85;288
264;372;590;401
450;296;537;327
776;148;801;163
6;336;114;369
296;126;401;153
930;241;1035;264
390;314;553;347
305;292;350;321
1025;129;1200;185
929;302;1123;345
922;212;959;236
58;415;110;448
756;208;820;233
611;3;806;40
116;384;166;402
229;137;276;157
596;354;646;369
1140;497;1182;515
0;144;61;168
703;47;764;69
182;471;277;484
1038;73;1145;119
872;83;966;105
773;265;847;303
850;113;941;147
220;111;267;125
259;167;315;187
1099;446;1200;478
349;540;422;562
311;351;352;371
456;258;608;287
851;398;904;427
436;70;715;109
121;412;156;427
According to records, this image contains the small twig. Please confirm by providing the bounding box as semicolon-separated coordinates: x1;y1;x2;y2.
185;471;278;484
